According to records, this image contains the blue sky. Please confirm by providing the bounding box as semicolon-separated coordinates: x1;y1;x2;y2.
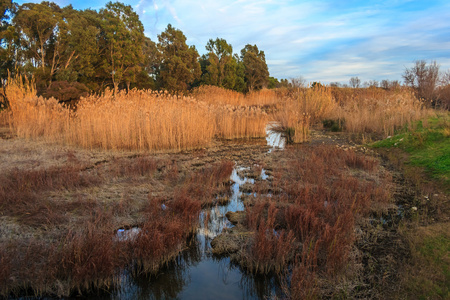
15;0;450;84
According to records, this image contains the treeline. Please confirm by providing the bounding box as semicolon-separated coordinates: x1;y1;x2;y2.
0;0;282;100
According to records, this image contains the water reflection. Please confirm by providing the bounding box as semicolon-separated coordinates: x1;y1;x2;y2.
109;134;283;299
265;122;285;151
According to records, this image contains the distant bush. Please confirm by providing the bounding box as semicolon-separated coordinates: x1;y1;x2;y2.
43;81;89;103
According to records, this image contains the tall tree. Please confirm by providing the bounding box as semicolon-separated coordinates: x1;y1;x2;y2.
134;36;158;89
201;38;236;89
13;2;60;71
13;1;63;87
157;24;200;92
0;0;17;84
240;44;269;92
100;1;145;91
53;7;102;85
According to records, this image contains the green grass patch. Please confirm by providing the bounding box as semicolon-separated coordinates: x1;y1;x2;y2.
402;225;450;300
371;114;450;190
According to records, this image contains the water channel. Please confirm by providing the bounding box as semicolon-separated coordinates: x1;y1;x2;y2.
108;125;286;300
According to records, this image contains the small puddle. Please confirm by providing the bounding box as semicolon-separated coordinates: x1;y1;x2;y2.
115;227;140;242
266;122;285;152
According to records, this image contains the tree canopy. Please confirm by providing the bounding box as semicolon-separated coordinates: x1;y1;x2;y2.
0;1;274;97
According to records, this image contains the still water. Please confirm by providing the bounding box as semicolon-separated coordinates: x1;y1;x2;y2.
108;125;286;300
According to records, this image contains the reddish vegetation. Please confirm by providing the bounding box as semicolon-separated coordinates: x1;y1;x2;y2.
0;158;233;297
245;203;296;274
182;160;234;205
242;145;391;297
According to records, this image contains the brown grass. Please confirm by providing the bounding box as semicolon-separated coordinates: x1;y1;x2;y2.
275;85;336;143
243;202;296;274
0;155;237;297
192;85;280;107
5;76;272;150
331;87;432;138
182;160;234;206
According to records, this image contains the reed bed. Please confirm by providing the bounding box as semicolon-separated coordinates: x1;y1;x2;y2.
5;73;432;148
192;85;280;107
275;85;336;143
5;76;272;150
330;87;432;138
212;105;268;138
73;89;215;151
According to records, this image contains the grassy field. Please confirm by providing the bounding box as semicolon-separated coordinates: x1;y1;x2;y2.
372;114;450;191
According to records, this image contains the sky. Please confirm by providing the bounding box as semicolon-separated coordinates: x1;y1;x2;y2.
14;0;450;84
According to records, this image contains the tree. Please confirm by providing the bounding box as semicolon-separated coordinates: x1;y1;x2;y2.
268;76;279;89
367;80;379;88
100;1;145;91
201;38;237;89
0;0;17;85
437;69;450;109
403;60;439;105
349;76;360;88
13;1;64;88
240;44;269;92
290;76;306;88
233;54;246;92
54;7;102;85
157;24;201;92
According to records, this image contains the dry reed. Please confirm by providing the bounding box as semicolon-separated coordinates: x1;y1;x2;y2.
331;87;432;137
275;85;336;143
192;85;280;107
5;77;272;150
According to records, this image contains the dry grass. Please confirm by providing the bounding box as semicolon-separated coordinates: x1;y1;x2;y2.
192;85;280;107
331;87;432;138
212;105;268;139
5;74;433;148
0;153;235;297
275;86;336;143
5;77;272;150
73;89;215;151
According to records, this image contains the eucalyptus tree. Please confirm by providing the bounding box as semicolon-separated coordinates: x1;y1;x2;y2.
53;6;102;86
0;0;17;84
13;1;64;87
157;24;201;92
240;44;269;91
100;1;145;91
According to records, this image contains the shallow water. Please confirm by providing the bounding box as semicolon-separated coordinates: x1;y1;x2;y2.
109;164;281;300
265;122;286;152
105;124;287;299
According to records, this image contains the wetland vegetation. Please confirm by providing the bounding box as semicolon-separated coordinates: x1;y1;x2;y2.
1;1;449;299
